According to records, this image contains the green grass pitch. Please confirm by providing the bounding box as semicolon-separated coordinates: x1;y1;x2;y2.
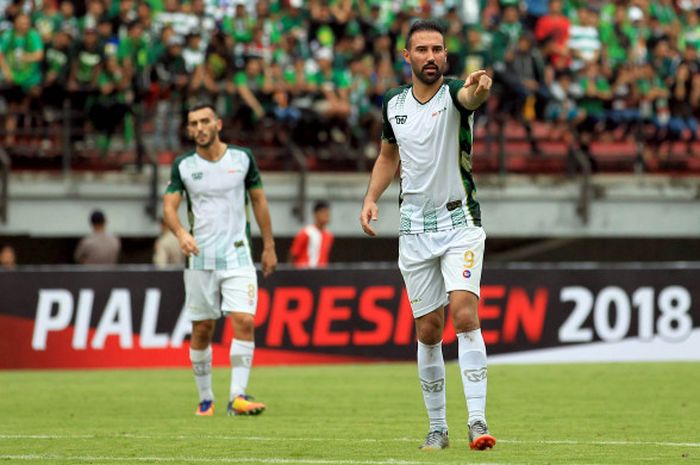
0;362;698;465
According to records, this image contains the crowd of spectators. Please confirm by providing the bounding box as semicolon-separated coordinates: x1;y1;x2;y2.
0;0;699;170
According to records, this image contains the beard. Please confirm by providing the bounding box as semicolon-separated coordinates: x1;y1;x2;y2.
413;61;443;85
194;131;216;148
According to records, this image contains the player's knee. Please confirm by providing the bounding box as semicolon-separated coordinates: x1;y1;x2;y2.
230;313;255;340
452;307;479;333
415;310;444;344
191;320;216;346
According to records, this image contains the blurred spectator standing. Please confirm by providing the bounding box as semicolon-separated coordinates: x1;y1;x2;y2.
0;244;16;270
289;200;334;269
152;32;188;153
153;217;184;268
0;13;44;144
74;209;121;265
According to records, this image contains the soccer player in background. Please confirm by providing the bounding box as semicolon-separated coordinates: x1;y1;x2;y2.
163;103;277;416
359;20;496;451
288;200;334;268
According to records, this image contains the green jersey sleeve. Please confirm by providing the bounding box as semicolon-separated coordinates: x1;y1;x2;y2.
381;89;397;143
447;78;474;117
244;148;263;190
165;156;186;194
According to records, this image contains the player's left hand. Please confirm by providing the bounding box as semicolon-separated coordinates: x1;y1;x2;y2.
261;247;278;277
463;69;492;96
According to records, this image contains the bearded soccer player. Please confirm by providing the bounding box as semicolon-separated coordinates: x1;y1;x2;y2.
163;103;277;416
360;20;496;451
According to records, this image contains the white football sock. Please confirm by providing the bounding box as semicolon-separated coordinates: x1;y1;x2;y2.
457;329;488;425
189;346;214;402
417;340;448;432
230;339;255;400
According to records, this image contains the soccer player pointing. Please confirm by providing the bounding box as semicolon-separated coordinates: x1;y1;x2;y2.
164;103;277;417
360;20;495;451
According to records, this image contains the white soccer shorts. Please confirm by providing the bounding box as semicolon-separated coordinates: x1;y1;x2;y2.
398;227;486;318
183;268;258;321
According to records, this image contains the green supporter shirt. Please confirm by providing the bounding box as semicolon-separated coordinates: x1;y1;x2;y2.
309;68;351;91
490;22;521;63
637;75;669;115
578;77;611;116
117;36;152;71
599;22;636;69
221;16;256;43
31;11;57;43
96;69;125;105
0;28;44;88
680;25;700;51
234;71;265;91
73;45;104;84
650;2;678;25
44;46;70;83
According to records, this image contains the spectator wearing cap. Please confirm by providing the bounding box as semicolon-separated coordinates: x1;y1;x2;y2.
309;47;351;124
289;201;334;269
74;210;121;265
0;13;44;144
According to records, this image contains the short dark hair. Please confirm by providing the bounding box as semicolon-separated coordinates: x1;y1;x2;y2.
187;102;218;117
313;201;330;213
90;210;106;226
405;19;445;50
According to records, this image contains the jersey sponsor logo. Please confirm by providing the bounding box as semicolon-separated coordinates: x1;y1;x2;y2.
192;172;203;180
395;115;408;124
431;106;447;117
463;269;472;279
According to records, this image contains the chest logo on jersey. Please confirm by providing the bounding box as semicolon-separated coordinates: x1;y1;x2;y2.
395;115;408;124
432;107;447;117
192;172;204;181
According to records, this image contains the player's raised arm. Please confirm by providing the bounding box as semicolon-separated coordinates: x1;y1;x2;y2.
360;141;400;237
248;187;278;277
458;69;492;111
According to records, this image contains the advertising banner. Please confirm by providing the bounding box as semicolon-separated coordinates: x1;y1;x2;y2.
1;264;698;369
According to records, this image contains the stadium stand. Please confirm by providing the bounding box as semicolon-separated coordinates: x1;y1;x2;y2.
0;0;699;174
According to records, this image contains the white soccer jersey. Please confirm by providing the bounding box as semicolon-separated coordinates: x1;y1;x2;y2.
382;78;482;235
166;144;262;270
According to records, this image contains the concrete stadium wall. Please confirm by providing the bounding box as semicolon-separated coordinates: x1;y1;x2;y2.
2;171;700;238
